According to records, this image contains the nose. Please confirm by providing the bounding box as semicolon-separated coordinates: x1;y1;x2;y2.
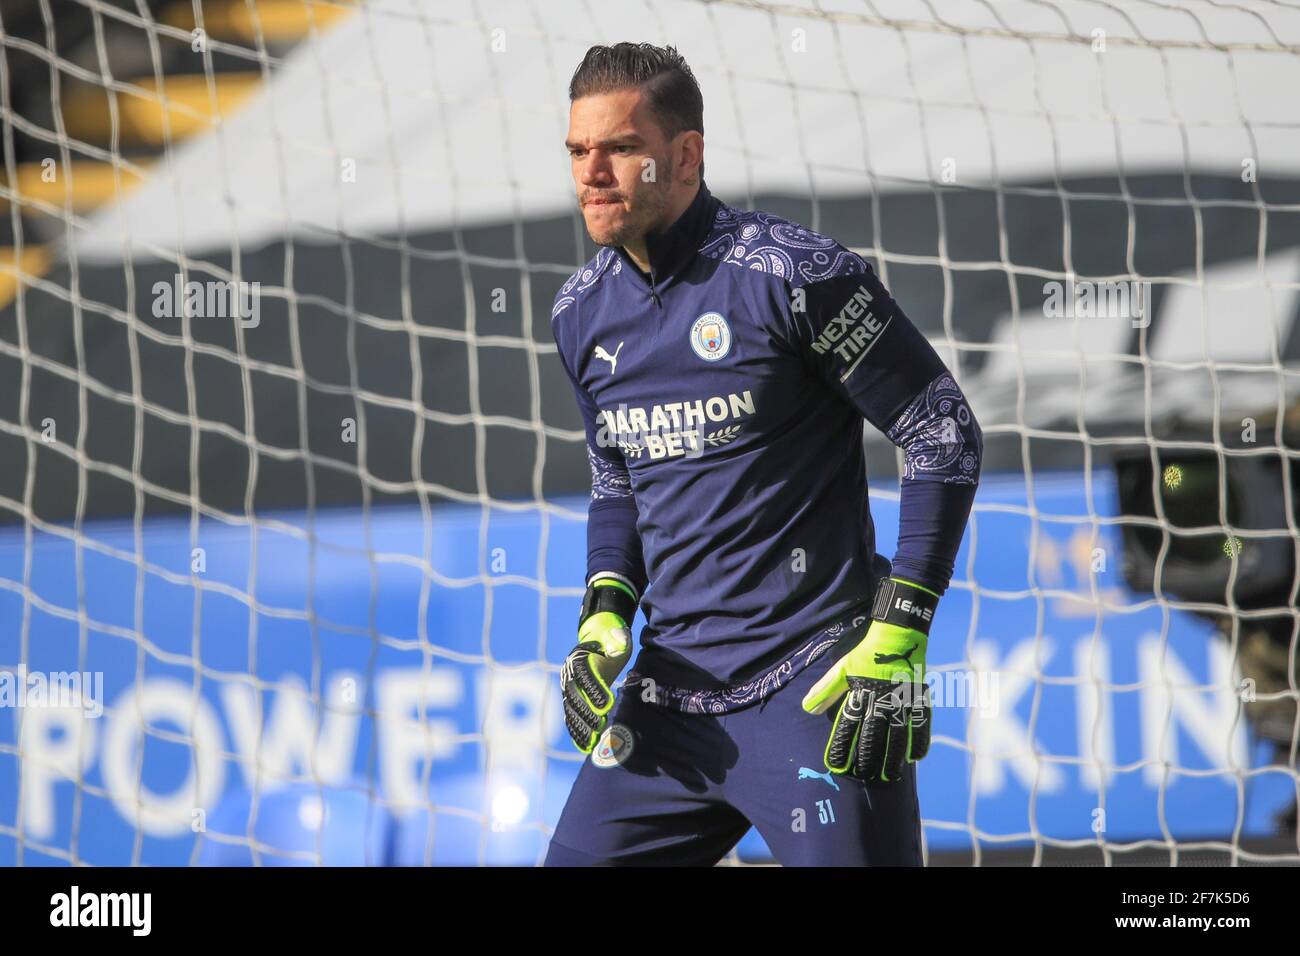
578;152;613;189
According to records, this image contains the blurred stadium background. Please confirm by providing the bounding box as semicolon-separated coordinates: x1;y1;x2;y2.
1;0;1299;866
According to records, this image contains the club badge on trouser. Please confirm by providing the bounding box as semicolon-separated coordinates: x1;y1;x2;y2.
591;723;636;768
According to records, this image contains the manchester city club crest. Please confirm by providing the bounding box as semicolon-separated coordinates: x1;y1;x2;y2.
591;723;636;768
689;311;732;362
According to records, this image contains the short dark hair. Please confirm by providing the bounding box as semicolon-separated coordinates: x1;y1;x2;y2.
568;42;704;179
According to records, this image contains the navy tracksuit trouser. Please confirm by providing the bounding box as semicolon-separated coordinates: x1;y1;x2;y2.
544;642;923;866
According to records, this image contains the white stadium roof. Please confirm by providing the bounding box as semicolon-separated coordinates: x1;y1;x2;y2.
69;0;1300;262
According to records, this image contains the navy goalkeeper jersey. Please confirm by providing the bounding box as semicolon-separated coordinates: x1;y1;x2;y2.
550;179;981;708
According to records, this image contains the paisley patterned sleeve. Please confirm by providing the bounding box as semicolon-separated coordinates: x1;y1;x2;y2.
884;373;982;485
588;443;633;500
585;444;646;600
882;373;983;595
551;284;648;600
777;253;982;595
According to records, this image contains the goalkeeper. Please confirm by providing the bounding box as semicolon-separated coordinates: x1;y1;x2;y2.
546;42;982;867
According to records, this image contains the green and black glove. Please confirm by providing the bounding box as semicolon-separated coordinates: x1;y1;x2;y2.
560;576;636;753
801;576;938;783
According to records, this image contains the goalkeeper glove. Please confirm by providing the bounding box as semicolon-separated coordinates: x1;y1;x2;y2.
801;577;938;783
560;576;636;753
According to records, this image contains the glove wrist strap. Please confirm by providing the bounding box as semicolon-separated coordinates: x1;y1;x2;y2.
580;578;637;627
871;577;938;636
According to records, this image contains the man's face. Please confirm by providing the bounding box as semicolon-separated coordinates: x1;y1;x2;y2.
566;89;676;248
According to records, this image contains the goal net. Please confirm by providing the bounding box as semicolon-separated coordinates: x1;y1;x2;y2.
1;0;1298;866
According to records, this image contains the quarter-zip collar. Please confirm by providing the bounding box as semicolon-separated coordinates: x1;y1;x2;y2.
615;178;718;301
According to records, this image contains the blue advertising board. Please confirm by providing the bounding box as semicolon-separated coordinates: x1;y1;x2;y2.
0;470;1292;865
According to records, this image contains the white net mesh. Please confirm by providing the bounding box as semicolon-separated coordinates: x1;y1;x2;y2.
0;0;1298;866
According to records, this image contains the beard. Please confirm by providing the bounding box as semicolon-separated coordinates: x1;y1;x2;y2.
582;166;675;248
